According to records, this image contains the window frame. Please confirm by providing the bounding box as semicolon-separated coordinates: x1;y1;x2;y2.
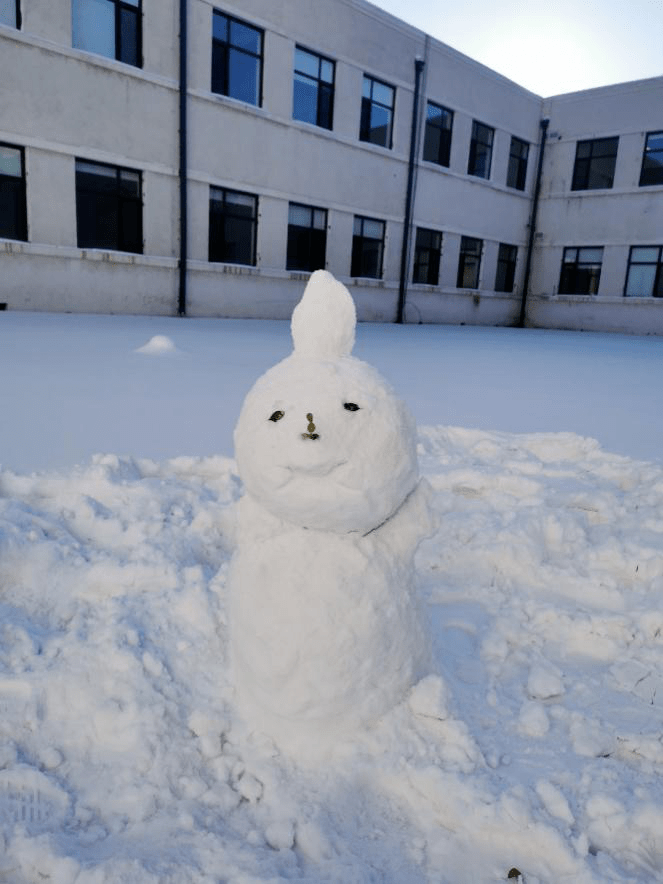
0;142;27;242
72;0;143;68
571;137;618;191
359;75;395;150
0;0;21;28
468;121;494;180
208;185;258;266
558;246;603;295
293;45;335;130
624;245;663;298
495;243;518;293
639;131;663;187
423;101;453;168
286;202;327;272
456;236;482;289
75;158;143;254
351;215;385;279
507;136;529;191
412;227;442;286
211;10;263;107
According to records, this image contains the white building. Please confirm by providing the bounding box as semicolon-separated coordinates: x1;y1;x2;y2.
1;0;662;332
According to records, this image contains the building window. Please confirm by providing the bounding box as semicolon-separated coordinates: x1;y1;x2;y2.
571;138;618;190
351;216;385;278
558;247;603;295
413;228;441;285
468;121;494;179
507;137;529;190
457;236;482;288
423;102;453;167
495;244;518;292
75;159;142;253
624;246;663;298
0;143;27;242
209;187;257;265
72;0;142;67
639;132;663;187
0;0;20;28
359;75;394;149
287;203;327;272
293;47;334;130
211;10;262;106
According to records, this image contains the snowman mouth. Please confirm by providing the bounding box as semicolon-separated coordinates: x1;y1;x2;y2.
281;459;349;480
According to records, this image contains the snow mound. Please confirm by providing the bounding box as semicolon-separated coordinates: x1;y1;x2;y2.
0;428;662;880
135;334;179;355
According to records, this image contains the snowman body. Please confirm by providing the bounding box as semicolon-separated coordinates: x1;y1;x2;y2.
229;271;432;755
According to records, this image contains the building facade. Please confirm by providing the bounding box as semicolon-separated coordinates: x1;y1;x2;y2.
1;0;662;332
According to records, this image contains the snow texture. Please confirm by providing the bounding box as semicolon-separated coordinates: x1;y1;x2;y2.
231;272;431;756
0;295;663;881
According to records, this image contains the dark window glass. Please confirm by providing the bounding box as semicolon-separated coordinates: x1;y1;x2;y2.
507;137;529;190
571;137;618;190
351;216;384;278
287;203;327;272
0;0;20;28
72;0;141;68
209;187;257;265
639;132;663;187
558;247;603;295
423;102;453;167
495;243;518;292
413;227;441;285
0;143;27;241
624;246;663;298
468;121;494;179
359;76;394;149
457;236;482;288
211;11;262;106
75;159;143;253
293;47;335;130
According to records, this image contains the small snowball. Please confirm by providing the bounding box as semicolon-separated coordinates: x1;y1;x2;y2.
236;773;263;803
290;270;356;358
517;701;550;737
536;780;575;825
527;664;564;700
265;819;295;850
39;747;64;770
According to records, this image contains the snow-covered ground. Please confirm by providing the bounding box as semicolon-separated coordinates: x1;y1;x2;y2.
1;309;663;882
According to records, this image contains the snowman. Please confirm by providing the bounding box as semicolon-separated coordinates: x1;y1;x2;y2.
229;270;433;758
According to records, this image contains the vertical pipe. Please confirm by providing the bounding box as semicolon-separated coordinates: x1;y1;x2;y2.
518;117;549;328
178;0;188;316
396;56;425;324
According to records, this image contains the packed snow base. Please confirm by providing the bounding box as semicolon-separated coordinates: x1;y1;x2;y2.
1;428;663;881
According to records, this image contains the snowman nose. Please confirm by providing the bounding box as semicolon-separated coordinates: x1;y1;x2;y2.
301;412;319;440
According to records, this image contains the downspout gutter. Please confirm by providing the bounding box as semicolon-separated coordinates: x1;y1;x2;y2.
396;56;426;324
177;0;188;316
518;116;549;327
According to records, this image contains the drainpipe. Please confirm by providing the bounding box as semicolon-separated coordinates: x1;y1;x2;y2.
177;0;188;316
396;56;426;324
518;116;549;327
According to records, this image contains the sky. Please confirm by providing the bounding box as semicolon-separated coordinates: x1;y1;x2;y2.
370;0;663;96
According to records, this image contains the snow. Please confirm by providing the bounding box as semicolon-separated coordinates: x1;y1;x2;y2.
230;274;430;756
1;303;663;882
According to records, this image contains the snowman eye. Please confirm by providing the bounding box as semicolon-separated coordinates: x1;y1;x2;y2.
269;410;285;422
343;402;360;412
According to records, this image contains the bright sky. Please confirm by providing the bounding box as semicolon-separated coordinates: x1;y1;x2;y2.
370;0;663;96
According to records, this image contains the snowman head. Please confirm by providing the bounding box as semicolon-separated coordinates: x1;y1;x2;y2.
234;271;418;534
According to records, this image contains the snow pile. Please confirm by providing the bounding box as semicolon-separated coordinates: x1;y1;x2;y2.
1;426;663;880
230;272;431;756
135;334;179;355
